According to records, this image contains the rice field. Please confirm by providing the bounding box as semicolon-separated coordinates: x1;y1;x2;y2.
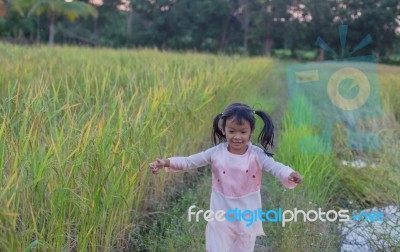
130;61;400;251
0;43;274;251
0;42;399;251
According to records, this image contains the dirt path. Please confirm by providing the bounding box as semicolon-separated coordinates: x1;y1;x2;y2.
252;61;291;251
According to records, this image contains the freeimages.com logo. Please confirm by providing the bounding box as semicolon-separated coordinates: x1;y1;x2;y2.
286;25;382;154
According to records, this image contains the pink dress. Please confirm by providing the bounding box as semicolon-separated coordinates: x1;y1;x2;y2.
166;141;298;252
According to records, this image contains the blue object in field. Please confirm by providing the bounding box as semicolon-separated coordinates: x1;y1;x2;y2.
286;25;381;154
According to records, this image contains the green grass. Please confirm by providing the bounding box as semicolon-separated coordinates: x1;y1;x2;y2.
0;43;274;251
133;62;338;251
134;61;400;252
1;42;399;251
258;62;400;251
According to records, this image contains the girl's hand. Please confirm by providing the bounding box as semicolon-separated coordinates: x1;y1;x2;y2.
288;172;302;184
149;158;168;175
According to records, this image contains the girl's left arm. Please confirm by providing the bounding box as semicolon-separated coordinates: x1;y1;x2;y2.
257;149;301;189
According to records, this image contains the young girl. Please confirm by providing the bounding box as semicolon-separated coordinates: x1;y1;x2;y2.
149;102;302;252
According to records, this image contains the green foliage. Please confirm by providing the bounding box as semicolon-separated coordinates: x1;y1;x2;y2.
0;43;274;250
10;0;97;44
294;49;318;61
273;49;292;58
130;0;233;52
137;62;400;251
0;18;5;36
382;54;400;65
341;0;399;56
135;63;342;251
12;0;98;19
1;0;399;61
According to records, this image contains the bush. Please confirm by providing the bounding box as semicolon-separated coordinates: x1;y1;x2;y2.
273;49;292;59
382;54;400;65
294;50;318;61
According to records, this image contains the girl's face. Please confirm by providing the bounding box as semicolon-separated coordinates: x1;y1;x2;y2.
222;117;253;155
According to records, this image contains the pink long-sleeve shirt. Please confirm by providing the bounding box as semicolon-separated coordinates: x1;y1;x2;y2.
166;141;297;237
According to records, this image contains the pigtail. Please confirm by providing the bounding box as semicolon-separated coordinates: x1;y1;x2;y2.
254;110;275;156
211;113;225;145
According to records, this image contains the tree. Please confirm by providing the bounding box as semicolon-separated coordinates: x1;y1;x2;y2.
253;0;291;56
339;0;400;61
129;0;234;52
0;0;7;17
303;0;336;60
12;0;98;45
232;0;252;55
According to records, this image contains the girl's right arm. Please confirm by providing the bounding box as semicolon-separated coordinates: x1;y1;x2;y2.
149;145;219;175
149;158;170;175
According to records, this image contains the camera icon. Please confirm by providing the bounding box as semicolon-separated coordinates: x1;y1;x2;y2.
286;26;382;154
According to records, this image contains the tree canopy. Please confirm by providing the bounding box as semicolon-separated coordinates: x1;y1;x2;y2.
1;0;399;61
11;0;98;44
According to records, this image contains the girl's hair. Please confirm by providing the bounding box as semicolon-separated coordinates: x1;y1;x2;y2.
211;102;275;156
